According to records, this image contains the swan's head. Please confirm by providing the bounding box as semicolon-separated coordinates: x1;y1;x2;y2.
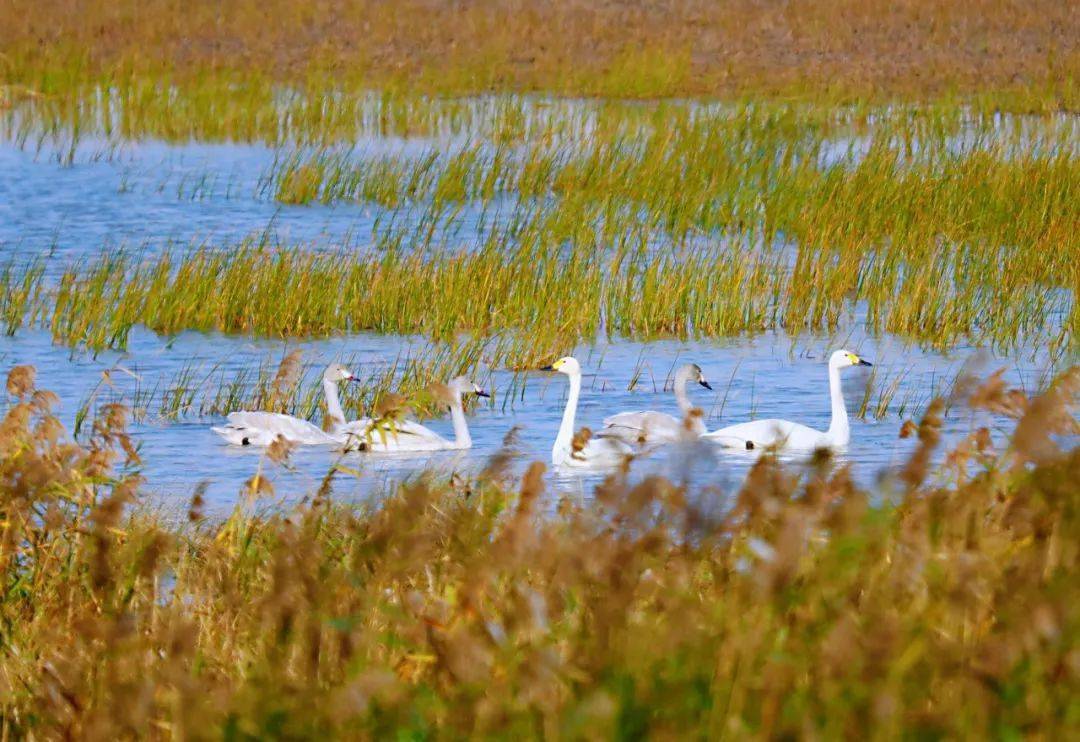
679;362;713;390
831;349;873;368
324;363;358;383
449;375;490;399
541;357;581;376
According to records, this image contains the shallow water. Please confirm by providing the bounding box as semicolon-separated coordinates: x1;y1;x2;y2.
0;133;1066;514
0;139;377;262
1;321;1049;517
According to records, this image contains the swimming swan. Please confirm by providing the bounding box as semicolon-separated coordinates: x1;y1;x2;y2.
212;363;357;446
601;362;713;445
343;376;488;452
543;357;635;468
702;349;872;451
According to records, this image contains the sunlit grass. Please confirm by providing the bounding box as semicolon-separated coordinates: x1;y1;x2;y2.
10;101;1073;354
5;91;1074;359
0;214;1070;359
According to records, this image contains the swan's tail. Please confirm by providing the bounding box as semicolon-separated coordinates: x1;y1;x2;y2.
212;425;263;446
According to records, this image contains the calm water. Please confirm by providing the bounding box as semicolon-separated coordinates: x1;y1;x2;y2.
0;135;1064;514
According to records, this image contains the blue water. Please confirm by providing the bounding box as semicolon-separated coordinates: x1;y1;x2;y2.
0;133;1065;515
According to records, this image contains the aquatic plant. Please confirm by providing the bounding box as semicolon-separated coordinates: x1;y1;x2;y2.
1;216;1070;359
5;98;1074;356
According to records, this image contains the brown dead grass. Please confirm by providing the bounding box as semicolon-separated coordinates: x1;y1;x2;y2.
1;365;1078;738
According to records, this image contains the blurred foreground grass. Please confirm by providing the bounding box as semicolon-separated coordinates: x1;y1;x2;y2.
1;364;1077;737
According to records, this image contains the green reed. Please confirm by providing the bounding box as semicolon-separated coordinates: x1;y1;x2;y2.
0;226;1071;360
0;259;43;336
164;342;492;424
254;103;1075;355
1;100;1075;356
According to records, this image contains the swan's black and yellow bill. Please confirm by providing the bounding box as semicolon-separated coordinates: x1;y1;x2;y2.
475;390;491;398
700;380;713;390
540;364;554;371
846;351;873;367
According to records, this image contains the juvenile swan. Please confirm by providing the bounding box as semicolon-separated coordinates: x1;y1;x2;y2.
344;376;488;452
602;362;713;445
212;363;357;446
702;349;871;451
543;357;635;468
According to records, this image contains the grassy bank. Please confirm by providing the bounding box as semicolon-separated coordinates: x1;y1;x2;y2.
3;0;1077;109
1;365;1077;737
1;2;1076;152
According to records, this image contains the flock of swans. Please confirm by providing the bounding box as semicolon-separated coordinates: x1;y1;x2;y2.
213;349;872;469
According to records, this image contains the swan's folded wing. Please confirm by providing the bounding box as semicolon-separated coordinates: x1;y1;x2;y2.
703;419;803;448
226;411;292;428
342;417;443;444
602;411;648;429
602;410;682;443
596;424;641;445
391;420;443;440
225;411;332;443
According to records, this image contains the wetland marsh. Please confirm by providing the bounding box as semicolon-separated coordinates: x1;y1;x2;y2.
2;96;1074;506
1;2;1078;736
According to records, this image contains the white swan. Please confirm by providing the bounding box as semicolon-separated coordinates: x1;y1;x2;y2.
601;362;713;445
212;363;357;446
702;349;872;451
343;376;488;452
543;357;635;468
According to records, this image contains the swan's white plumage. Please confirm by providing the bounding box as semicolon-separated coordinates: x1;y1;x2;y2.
703;349;871;451
562;433;635;468
703;418;830;450
602;411;690;443
342;377;486;452
212;363;355;447
544;357;635;469
601;363;712;445
213;412;337;446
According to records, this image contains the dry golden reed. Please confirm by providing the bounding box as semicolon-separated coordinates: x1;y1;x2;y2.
1;364;1076;737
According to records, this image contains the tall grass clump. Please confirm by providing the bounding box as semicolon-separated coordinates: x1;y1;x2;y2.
9;217;1073;359
1;363;1078;737
0;258;43;336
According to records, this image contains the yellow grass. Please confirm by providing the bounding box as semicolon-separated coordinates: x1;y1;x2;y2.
0;365;1077;737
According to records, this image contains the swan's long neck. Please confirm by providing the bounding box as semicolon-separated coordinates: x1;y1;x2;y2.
553;372;581;461
448;393;471;449
825;362;849;446
323;378;346;429
673;369;692;414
